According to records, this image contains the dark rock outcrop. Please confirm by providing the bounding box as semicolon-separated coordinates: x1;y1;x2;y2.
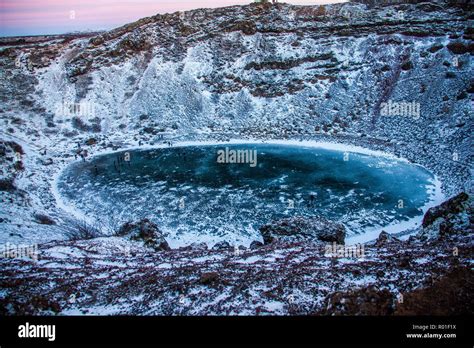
33;213;56;225
118;219;170;251
249;241;264;249
319;286;395;316
375;231;400;247
226;21;257;35
420;192;472;239
422;192;469;227
212;241;232;250
179;242;208;251
259;216;346;245
199;272;219;285
0;141;24;191
394;266;474;315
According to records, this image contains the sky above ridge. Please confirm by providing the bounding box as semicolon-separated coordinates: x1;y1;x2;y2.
0;0;347;37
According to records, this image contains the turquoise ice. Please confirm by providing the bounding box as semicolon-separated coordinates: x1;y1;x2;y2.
57;143;437;242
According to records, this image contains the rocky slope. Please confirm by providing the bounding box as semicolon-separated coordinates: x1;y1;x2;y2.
0;193;472;315
0;1;472;315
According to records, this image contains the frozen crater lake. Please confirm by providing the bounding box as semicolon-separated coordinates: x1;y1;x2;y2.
56;142;440;246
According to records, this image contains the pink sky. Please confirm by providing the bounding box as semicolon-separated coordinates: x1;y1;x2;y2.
0;0;345;37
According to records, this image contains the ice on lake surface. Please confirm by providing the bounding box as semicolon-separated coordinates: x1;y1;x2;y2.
57;143;437;246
